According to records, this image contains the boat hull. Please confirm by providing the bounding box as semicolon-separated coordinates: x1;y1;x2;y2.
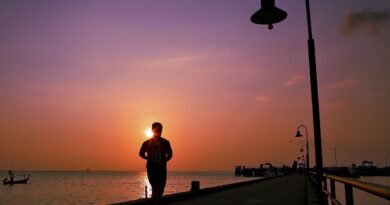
3;178;29;185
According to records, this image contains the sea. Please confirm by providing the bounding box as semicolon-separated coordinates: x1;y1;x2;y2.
0;171;256;205
0;171;389;205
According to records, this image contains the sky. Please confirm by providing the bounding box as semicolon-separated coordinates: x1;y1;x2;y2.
0;0;389;171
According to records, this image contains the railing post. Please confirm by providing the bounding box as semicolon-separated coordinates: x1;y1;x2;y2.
330;179;336;205
323;177;329;205
323;177;327;191
345;184;354;205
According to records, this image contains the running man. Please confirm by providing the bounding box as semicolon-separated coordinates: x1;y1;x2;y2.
139;122;173;204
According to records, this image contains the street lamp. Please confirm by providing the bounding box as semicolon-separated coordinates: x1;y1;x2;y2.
296;125;309;175
250;0;287;30
251;0;324;203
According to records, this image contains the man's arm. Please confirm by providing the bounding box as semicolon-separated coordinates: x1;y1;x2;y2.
166;141;173;162
139;142;148;160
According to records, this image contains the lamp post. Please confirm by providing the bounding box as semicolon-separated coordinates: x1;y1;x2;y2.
296;125;309;175
250;0;324;203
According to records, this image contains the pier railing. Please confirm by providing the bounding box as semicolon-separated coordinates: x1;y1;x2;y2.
310;173;390;205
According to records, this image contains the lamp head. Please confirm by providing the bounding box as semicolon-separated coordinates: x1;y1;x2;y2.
250;0;288;30
295;130;303;138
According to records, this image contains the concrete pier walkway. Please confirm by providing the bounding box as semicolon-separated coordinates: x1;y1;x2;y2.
112;175;314;205
168;175;307;205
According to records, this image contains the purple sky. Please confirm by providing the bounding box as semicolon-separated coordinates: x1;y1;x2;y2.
0;0;389;170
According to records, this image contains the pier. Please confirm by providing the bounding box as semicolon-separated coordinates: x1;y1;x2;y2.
111;175;317;205
167;175;312;205
111;173;390;205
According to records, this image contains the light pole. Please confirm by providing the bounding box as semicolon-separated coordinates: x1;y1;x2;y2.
296;125;309;175
250;0;324;203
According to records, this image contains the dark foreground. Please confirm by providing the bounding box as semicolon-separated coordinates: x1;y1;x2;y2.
112;175;316;205
169;175;308;205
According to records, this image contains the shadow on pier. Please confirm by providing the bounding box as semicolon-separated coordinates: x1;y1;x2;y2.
112;175;317;205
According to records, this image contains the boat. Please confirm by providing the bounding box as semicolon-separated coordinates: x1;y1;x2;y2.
3;175;30;185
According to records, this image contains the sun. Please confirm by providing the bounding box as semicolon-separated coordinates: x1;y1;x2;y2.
145;128;153;138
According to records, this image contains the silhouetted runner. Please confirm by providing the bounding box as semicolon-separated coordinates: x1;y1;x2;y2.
139;122;173;205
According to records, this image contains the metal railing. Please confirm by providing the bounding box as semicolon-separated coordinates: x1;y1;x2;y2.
310;173;390;205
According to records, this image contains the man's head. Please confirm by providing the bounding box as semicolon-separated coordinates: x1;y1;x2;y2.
152;122;163;138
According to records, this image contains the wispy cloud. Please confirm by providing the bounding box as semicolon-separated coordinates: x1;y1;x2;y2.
160;56;199;64
285;75;305;86
255;95;271;103
340;9;390;36
146;55;200;67
329;79;356;89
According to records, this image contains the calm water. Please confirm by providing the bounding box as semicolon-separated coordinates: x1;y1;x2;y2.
331;176;390;205
0;171;256;205
1;172;389;205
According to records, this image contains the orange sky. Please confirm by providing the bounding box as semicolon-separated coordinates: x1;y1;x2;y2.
0;0;389;171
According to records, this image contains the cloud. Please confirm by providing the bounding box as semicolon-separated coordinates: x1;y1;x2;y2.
340;9;390;36
161;56;199;64
145;56;200;67
329;79;356;89
255;95;271;103
285;75;305;86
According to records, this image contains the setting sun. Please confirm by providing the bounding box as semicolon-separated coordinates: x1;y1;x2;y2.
145;128;153;138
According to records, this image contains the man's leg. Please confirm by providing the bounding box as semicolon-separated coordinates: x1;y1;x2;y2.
156;169;167;204
156;184;165;198
151;184;159;203
147;167;159;204
149;184;164;205
153;169;167;204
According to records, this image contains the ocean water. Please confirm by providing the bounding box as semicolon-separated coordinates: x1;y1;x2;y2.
2;172;389;205
0;171;256;205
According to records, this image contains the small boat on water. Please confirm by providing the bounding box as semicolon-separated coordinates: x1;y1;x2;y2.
3;174;30;185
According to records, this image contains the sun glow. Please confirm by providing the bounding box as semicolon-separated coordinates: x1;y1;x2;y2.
145;128;153;138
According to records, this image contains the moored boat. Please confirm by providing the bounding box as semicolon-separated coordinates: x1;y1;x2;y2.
3;175;30;185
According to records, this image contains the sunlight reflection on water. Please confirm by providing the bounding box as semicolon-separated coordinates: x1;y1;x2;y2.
140;172;152;199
